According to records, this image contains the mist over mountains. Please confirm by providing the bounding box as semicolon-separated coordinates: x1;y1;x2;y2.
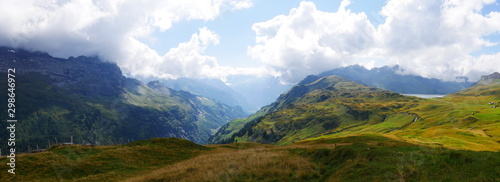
319;65;473;94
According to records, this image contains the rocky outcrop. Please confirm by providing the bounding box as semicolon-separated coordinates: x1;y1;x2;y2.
477;72;500;86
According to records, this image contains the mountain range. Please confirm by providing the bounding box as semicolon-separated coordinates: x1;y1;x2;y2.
319;65;473;94
156;75;292;113
156;65;475;114
0;47;246;153
0;47;498;181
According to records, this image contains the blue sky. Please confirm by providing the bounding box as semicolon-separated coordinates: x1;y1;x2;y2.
0;0;499;83
149;0;387;67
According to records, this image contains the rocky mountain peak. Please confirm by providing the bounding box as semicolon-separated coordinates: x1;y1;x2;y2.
477;72;500;86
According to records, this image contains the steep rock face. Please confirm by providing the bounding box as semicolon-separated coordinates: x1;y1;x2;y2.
0;47;245;153
0;47;124;97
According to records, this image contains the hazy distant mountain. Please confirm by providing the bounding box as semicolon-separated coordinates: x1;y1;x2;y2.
161;77;249;113
0;47;246;153
161;76;292;113
225;75;292;112
319;65;473;94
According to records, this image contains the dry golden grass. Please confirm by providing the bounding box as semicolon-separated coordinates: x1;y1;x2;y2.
125;144;323;182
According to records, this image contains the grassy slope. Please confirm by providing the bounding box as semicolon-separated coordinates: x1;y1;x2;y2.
311;82;500;151
1;137;497;181
214;75;500;152
129;135;500;181
0;138;208;181
209;75;395;144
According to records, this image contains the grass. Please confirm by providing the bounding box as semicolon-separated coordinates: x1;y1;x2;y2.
1;135;498;181
0;138;208;181
299;93;500;152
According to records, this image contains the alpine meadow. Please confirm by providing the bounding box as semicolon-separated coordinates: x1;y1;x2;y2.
0;0;500;181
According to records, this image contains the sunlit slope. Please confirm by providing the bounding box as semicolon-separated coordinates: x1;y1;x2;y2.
130;135;498;182
210;75;422;144
212;73;500;151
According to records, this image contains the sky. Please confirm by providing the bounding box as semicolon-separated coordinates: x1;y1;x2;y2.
1;0;500;84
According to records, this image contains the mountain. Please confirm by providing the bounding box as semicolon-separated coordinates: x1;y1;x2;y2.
453;72;500;98
161;76;293;113
225;75;292;112
0;47;246;153
161;77;250;113
319;65;473;94
209;75;419;144
210;73;500;151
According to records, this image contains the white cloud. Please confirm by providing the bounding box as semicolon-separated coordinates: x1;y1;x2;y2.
248;0;376;82
0;0;256;80
249;0;500;82
119;27;276;82
231;0;253;10
1;0;499;83
377;0;500;81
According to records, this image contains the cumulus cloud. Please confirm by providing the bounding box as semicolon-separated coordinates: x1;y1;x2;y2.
119;27;277;81
248;0;376;82
249;0;500;82
0;0;262;80
1;0;499;83
378;0;500;81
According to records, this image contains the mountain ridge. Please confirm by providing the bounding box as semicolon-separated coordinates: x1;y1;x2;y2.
0;47;245;153
318;65;473;94
208;75;414;144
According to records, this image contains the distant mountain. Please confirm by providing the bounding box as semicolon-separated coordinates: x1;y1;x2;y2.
319;65;473;94
161;77;250;113
0;47;246;153
161;75;292;113
225;75;292;112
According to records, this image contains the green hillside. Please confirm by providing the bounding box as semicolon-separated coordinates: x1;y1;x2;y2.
211;73;500;151
0;138;208;181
